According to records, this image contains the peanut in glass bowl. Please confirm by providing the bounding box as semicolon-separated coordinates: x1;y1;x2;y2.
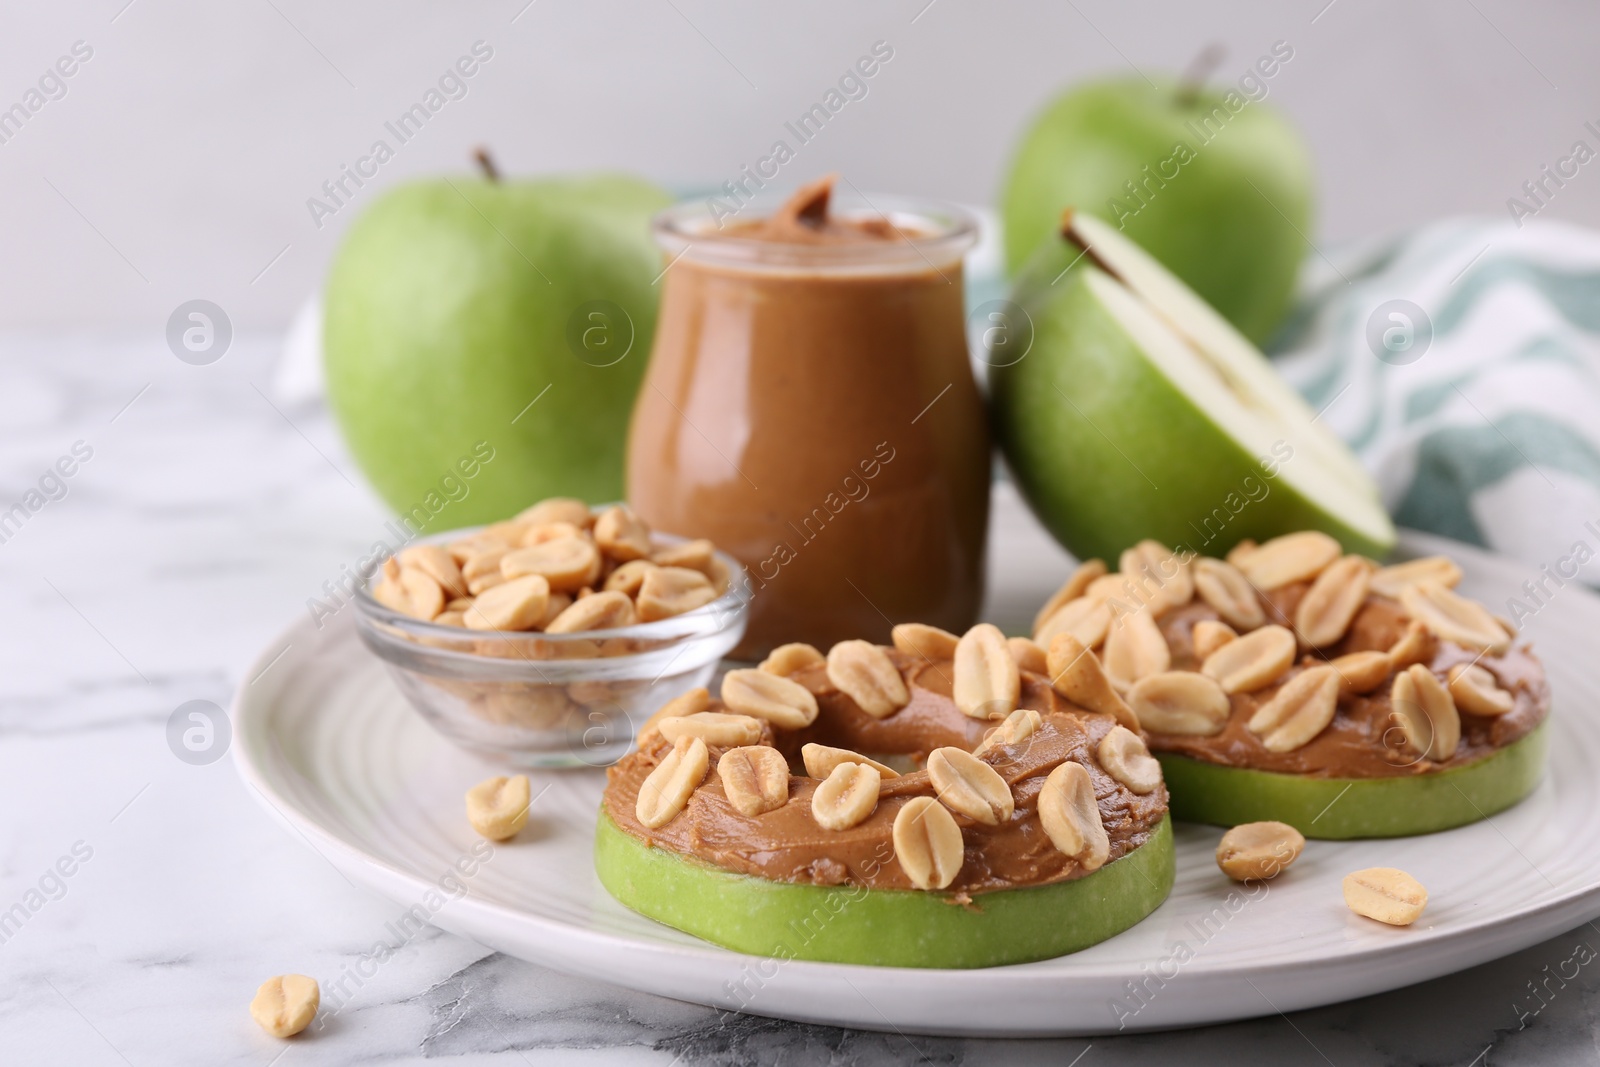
352;528;749;768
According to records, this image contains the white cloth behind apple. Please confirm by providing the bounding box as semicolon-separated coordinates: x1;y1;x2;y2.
1272;216;1600;588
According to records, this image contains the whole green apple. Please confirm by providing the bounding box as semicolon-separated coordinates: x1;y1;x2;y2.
324;172;670;527
1001;75;1313;345
990;211;1393;563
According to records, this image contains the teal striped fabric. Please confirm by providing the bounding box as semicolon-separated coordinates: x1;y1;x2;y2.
1267;218;1600;585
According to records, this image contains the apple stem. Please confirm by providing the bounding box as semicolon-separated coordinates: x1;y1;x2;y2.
1176;44;1227;106
474;147;501;183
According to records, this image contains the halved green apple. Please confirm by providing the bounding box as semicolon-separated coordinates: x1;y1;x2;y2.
1156;724;1546;840
594;812;1174;968
990;209;1395;562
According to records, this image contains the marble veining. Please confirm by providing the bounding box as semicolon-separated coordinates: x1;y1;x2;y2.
1;333;1597;1064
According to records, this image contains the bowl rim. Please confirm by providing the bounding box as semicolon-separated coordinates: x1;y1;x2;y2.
352;522;750;647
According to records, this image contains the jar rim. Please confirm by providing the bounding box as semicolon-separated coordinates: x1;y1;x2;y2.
652;190;978;274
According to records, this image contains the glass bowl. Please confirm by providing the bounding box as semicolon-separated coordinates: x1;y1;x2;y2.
352;528;749;767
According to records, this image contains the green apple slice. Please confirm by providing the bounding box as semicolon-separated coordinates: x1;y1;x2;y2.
991;210;1395;562
1156;724;1546;840
594;812;1174;968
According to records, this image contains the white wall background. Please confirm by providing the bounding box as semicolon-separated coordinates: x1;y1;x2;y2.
1;0;1595;331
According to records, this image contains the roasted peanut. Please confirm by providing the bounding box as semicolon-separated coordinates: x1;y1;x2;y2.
466;775;532;840
461;546;511;594
651;537;717;575
516;497;593;529
952;623;1020;720
1193;557;1267;630
811;761;880;831
1119;539;1194;613
1343;867;1427;925
603;559;657;597
250;974;319;1038
760;642;825;677
1007;636;1048;675
1226;539;1258;567
1236;531;1342;590
721;669;819;729
891;622;959;663
1370;556;1462;600
594;505;653;561
1097;725;1162;794
1046;634;1140;731
502;537;601;593
1246;667;1339;753
1191;619;1238;661
1035;594;1115;652
636;687;710;745
927;747;1014;825
801;743;899;780
1216;821;1304;881
399;567;446;620
1032;558;1109;636
1448;663;1514;716
1329;650;1393;696
1295;555;1372;648
1201;624;1297;693
1038;761;1109;871
1390;664;1460;761
893;796;964;889
636;736;709;828
464;575;551;632
1101;608;1171;691
1400;582;1511;653
826;640;910;719
717;745;790;816
636;566;719;621
399;544;469;599
657;712;765;747
971;708;1043;759
544;589;636;633
1129;671;1230;736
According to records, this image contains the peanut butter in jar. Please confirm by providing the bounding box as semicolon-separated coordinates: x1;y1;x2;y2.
626;176;990;658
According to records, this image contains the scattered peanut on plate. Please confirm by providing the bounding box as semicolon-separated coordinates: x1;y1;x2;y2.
1343;867;1428;926
1215;821;1305;881
466;775;532;840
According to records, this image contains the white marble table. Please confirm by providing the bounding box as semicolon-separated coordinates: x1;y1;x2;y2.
3;333;1597;1065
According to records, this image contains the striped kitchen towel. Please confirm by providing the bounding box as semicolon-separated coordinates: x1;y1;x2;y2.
1269;216;1600;586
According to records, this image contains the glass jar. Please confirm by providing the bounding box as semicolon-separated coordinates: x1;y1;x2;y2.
626;189;989;659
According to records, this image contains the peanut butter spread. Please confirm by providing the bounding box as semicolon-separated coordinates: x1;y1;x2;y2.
1150;584;1549;777
722;173;912;244
601;535;1551;896
603;650;1168;895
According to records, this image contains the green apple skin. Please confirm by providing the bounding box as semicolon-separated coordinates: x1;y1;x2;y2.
594;812;1174;968
989;253;1392;563
1002;78;1313;345
324;174;670;525
1157;725;1547;840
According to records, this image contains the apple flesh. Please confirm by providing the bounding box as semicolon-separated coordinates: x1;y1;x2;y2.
594;812;1174;968
1157;725;1546;840
324;174;670;524
1002;77;1313;345
990;210;1394;563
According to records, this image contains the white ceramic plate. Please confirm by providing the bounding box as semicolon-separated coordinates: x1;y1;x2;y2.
234;527;1600;1036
